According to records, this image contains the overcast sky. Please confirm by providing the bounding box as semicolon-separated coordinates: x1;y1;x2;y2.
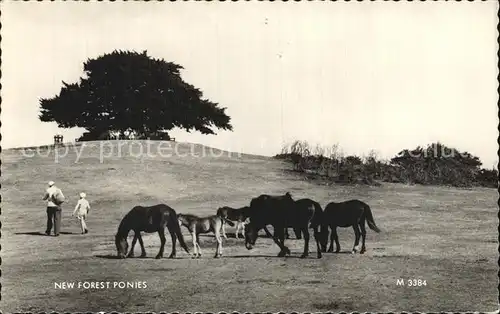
2;2;498;166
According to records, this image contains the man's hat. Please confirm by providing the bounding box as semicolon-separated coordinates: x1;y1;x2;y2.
48;181;55;187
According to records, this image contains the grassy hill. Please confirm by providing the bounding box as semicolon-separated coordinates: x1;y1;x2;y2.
2;141;498;312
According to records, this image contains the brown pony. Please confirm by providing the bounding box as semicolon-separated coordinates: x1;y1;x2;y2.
115;204;190;259
321;199;381;254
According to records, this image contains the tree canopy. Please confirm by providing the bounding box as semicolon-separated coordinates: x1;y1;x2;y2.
39;50;233;138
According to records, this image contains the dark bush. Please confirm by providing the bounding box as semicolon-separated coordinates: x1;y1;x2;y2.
275;140;498;188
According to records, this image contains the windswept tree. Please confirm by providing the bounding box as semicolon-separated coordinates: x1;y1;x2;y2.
39;50;233;139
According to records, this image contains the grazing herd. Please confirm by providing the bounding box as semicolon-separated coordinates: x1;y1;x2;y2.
114;192;381;259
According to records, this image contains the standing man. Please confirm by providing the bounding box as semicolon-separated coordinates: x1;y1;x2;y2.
43;181;65;236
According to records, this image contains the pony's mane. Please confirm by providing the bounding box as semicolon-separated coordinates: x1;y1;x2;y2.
116;207;141;237
116;218;129;238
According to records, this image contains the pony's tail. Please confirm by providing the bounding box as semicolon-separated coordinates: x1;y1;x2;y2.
223;217;235;227
171;215;190;254
364;204;381;233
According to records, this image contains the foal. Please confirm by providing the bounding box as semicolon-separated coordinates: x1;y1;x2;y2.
216;206;250;239
178;213;234;258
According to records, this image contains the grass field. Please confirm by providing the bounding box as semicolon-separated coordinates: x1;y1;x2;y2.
2;141;498;312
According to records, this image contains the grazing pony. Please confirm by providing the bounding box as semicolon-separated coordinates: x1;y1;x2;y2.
177;213;234;258
216;206;251;239
321;199;381;254
244;192;326;258
114;204;190;259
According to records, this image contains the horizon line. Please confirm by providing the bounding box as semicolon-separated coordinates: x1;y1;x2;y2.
4;139;498;169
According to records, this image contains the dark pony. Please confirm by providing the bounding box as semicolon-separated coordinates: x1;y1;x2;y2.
321;199;381;254
244;192;326;258
115;204;190;259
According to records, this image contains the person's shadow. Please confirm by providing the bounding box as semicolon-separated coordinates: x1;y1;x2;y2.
14;231;76;236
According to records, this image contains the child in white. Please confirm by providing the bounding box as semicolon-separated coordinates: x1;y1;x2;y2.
73;192;90;234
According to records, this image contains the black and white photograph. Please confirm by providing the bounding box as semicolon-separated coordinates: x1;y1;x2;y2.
1;1;498;312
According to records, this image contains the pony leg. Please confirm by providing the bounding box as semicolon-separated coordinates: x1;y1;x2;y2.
274;227;290;257
327;226;335;252
352;225;361;254
168;226;177;258
240;222;246;239
263;226;274;238
137;232;147;257
300;228;310;258
359;222;367;254
313;226;322;258
191;232;198;258
222;222;228;240
197;234;202;257
268;227;285;252
196;242;202;258
235;222;240;239
294;227;302;240
156;229;166;259
214;229;223;258
127;233;138;258
333;227;341;253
